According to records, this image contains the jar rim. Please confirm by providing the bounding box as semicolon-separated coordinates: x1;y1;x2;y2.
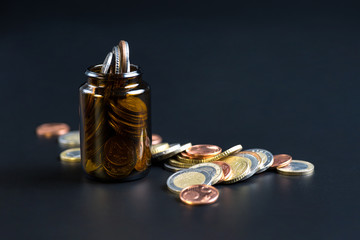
85;64;141;79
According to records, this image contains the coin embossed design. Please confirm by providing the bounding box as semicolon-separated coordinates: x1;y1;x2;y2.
246;148;274;174
213;161;232;182
190;163;223;185
235;152;259;180
271;154;292;168
180;184;219;205
277;160;314;176
60;148;81;162
222;156;251;184
186;144;222;158
112;45;121;74
167;169;212;193
152;134;163;145
36;123;70;138
58;131;80;148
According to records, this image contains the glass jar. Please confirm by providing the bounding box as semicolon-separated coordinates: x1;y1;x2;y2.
79;64;151;181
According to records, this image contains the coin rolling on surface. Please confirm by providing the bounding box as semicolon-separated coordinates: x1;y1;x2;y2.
60;148;81;162
152;134;163;145
222;156;251;184
186;144;222;158
167;168;213;194
246;148;274;174
271;154;292;168
234;152;259;181
151;142;169;155
180;184;219;205
100;52;113;74
58;130;80;148
212;161;232;182
277;160;314;176
190;162;223;185
36;123;70;138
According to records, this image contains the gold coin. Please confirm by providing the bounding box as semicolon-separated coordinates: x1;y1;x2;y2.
277;160;314;176
190;162;223;185
151;142;170;154
60;148;81;162
222;156;251;184
176;154;211;163
168;159;196;168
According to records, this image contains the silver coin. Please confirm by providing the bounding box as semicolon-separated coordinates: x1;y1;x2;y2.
119;40;130;73
246;148;274;173
152;143;192;163
112;45;121;74
277;160;314;176
100;52;113;74
58;131;80;148
163;162;186;172
235;153;259;180
190;162;223;185
166;168;212;193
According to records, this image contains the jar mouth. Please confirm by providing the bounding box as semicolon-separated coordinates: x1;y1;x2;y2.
85;64;141;79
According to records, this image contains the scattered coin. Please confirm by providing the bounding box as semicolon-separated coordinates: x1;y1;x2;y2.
212;161;233;182
58;130;80;148
36;123;70;138
180;184;219;205
190;162;223;185
277;160;314;176
60;148;81;162
271;154;292;168
152;134;163;145
151;142;170;155
222;156;251;184
163;162;186;172
235;152;260;180
167;169;213;193
246;148;274;174
152;143;192;163
168;159;196;168
100;52;113;74
186;144;222;158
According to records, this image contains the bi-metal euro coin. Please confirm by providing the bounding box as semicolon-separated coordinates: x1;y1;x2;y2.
246;148;274;174
234;152;260;181
190;162;223;185
167;168;213;194
58;131;80;148
277;160;314;176
222;156;251;184
60;148;81;162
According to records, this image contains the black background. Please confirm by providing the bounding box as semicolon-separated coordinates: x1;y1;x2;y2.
1;1;359;239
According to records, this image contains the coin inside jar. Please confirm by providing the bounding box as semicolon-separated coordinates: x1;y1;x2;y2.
186;144;222;158
36;123;70;138
271;154;292;168
180;184;219;205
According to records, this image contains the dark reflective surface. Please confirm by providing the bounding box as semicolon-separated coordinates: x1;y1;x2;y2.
1;1;359;239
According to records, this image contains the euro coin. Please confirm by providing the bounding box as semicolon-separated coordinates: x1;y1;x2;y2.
222;156;251;184
277;160;314;176
246;148;274;174
167;169;212;193
190;163;223;185
60;148;81;162
112;45;121;74
152;134;162;145
152;143;192;163
168;159;196;168
180;184;219;205
234;152;259;180
100;52;113;74
213;161;232;182
186;144;222;158
163;162;186;172
151;142;170;155
58;130;80;148
119;40;130;73
271;154;292;168
36;123;70;138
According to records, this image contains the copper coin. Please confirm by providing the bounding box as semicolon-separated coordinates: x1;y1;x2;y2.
213;161;232;182
180;151;213;160
36;123;70;138
180;184;219;205
186;144;222;158
152;134;163;145
271;154;292;168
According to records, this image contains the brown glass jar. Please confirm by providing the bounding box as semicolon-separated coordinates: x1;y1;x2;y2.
79;64;151;181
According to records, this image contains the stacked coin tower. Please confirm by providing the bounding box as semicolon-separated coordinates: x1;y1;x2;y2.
79;40;151;181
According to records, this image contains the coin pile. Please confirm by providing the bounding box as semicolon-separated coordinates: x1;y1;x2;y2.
151;135;315;205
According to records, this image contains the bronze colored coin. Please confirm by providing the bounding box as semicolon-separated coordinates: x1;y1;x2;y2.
180;151;213;160
272;154;292;168
180;184;219;205
186;144;222;158
36;123;70;138
152;134;163;145
213;161;233;182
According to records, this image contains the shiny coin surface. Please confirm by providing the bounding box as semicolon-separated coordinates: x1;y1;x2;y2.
100;52;113;74
58;130;80;148
167;169;212;193
60;148;81;162
119;40;130;73
152;134;163;145
112;45;121;74
277;160;314;176
222;156;251;184
152;143;192;163
271;154;292;168
36;123;70;138
163;162;186;172
213;161;233;182
186;144;222;158
168;159;196;168
190;163;223;185
180;184;219;205
235;152;259;180
246;148;274;174
151;142;170;155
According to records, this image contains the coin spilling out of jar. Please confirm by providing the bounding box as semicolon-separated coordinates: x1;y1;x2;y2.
79;40;151;182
